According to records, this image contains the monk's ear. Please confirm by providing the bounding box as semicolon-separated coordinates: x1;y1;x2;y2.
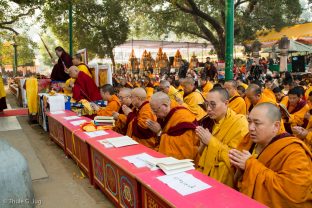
273;121;281;133
224;99;229;105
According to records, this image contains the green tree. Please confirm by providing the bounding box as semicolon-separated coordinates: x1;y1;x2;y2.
0;0;42;34
0;35;36;67
124;0;303;60
42;0;129;67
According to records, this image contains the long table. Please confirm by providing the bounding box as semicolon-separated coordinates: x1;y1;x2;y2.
46;110;266;208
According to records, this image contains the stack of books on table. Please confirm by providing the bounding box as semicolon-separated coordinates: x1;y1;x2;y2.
93;116;115;127
145;157;195;175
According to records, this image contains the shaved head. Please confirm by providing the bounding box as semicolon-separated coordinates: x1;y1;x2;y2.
68;66;79;78
253;102;281;122
246;84;262;105
181;77;195;85
208;87;229;101
119;88;132;96
131;87;147;99
247;84;262;95
150;92;170;106
159;80;170;88
248;102;282;146
150;92;171;118
224;80;237;88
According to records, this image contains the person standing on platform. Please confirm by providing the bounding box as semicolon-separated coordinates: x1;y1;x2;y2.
50;46;72;81
147;92;199;160
122;88;158;150
91;84;121;116
158;80;182;103
112;88;132;135
196;88;249;188
230;103;312;208
224;80;247;115
72;54;92;78
68;66;102;102
175;77;206;121
0;73;7;112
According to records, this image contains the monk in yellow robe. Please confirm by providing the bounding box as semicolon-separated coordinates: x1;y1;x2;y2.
122;88;158;149
237;79;248;90
230;103;312;208
199;74;213;99
112;88;132;135
273;86;288;106
147;92;199;160
92;84;121;116
263;78;276;102
72;53;92;78
196;88;249;187
283;87;309;132
158;80;183;103
0;73;7;112
176;77;206;120
224;80;246;115
246;84;276;113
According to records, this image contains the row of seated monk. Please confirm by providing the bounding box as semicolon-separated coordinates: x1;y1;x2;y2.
50;47;311;207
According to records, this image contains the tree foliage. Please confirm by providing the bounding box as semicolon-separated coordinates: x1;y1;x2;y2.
0;34;36;67
0;0;42;34
42;0;129;67
124;0;303;60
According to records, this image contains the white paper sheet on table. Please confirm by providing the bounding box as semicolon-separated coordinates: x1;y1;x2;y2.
98;139;114;148
51;111;65;115
70;120;87;126
157;172;211;196
105;136;138;148
123;153;159;169
84;130;108;138
48;95;65;112
63;116;80;120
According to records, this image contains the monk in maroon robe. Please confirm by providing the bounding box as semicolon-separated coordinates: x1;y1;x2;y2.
50;46;72;81
68;66;102;101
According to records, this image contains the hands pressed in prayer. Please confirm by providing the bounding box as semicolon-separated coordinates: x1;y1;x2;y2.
122;105;132;116
112;112;119;120
292;126;309;140
195;126;212;145
229;149;252;170
90;103;99;111
146;119;161;134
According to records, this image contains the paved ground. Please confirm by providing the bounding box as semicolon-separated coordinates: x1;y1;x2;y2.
1;89;114;208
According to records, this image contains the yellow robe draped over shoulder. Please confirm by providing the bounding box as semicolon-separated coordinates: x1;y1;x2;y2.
263;88;276;102
26;77;38;114
182;89;206;121
126;101;158;149
159;103;199;161
113;113;128;135
77;64;92;78
198;108;249;187
240;137;312;208
287;102;310;127
145;87;154;101
168;85;183;102
228;92;247;115
97;95;121;116
201;81;213;99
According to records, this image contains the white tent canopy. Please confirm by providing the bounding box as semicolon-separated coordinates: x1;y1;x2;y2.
117;40;211;49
